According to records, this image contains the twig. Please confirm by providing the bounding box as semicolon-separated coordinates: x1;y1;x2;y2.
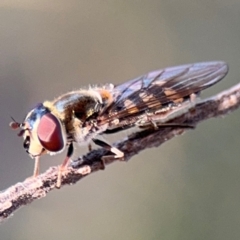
0;83;240;222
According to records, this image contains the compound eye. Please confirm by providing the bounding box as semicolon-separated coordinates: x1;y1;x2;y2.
23;136;30;150
37;113;65;152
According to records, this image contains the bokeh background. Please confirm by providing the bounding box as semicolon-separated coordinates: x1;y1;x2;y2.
1;1;240;239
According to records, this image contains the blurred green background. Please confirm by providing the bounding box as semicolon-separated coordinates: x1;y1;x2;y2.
1;1;240;239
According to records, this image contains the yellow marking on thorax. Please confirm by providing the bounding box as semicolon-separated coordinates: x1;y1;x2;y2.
43;101;64;119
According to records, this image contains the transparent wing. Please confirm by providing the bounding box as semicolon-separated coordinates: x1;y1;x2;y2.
100;61;228;122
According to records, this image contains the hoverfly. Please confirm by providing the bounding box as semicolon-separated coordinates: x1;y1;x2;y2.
10;61;228;187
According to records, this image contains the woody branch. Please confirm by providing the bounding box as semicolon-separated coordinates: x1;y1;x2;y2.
0;82;240;221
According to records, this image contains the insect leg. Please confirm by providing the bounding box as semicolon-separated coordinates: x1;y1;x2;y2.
56;142;74;188
32;156;40;177
140;122;194;129
190;93;198;102
138;99;198;130
92;138;124;168
155;95;199;123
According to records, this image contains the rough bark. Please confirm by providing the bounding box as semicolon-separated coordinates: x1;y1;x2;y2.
0;83;240;222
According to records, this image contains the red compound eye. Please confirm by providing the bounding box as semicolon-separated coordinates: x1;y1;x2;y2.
37;113;65;152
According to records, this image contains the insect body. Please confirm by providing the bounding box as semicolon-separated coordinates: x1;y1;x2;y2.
10;61;228;187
